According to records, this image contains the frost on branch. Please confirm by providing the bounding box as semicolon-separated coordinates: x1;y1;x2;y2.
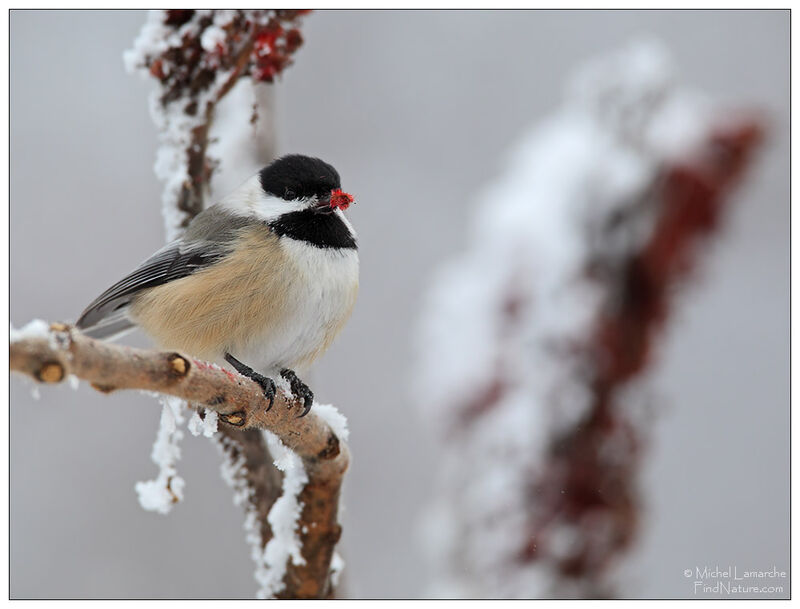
214;425;310;600
124;9;308;240
415;40;763;598
212;402;348;599
187;408;218;438
135;395;187;514
10;319;50;343
257;431;309;598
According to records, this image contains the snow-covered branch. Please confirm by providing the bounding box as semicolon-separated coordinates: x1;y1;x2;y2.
10;321;348;599
416;40;764;598
125;9;308;239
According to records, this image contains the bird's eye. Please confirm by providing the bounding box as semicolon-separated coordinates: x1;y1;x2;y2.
285;188;296;199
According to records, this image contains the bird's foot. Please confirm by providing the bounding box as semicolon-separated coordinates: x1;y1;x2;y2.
224;353;276;411
280;368;314;417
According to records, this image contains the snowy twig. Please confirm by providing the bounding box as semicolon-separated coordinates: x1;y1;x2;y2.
125;9;308;239
10;321;348;599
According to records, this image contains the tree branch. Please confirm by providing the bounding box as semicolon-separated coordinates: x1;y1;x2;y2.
126;9;308;238
10;321;348;598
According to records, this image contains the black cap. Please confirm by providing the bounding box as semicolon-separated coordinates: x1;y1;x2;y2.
259;154;341;201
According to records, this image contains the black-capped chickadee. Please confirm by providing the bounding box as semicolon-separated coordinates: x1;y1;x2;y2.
76;154;358;416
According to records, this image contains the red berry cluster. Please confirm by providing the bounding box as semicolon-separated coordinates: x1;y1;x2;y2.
141;10;309;106
252;13;307;83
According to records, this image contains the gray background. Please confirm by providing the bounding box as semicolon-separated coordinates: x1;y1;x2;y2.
10;10;789;599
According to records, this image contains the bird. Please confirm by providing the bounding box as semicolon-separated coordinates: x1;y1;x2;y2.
76;154;359;416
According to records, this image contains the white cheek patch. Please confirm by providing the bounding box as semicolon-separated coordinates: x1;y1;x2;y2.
250;194;312;222
219;174;315;222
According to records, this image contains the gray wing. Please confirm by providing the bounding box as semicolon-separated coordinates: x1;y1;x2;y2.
75;239;228;339
76;205;252;340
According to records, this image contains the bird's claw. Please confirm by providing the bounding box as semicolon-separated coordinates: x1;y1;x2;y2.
257;375;277;411
225;353;276;411
280;368;314;417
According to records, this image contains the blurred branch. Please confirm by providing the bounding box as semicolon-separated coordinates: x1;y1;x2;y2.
521;117;764;585
417;41;765;599
10;322;347;598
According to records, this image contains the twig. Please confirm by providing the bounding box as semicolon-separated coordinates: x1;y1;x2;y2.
10;322;348;598
125;9;308;238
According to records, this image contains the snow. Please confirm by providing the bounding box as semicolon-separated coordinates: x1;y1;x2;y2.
200;25;227;52
124;10;242;241
10;319;50;342
313;403;350;442
187;412;202;436
216;431;284;598
149;92;214;242
216;436;250;506
215;429;311;599
123;10;213;76
214;429;313;599
415;39;713;598
124;9;292;241
187;409;218;438
135;395;187;514
122;11;167;75
330;551;345;588
254;431;309;598
206;77;275;200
